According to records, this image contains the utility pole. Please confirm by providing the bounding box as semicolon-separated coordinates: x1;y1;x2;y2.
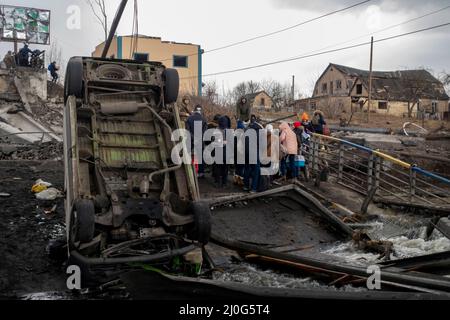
102;0;129;58
367;36;374;123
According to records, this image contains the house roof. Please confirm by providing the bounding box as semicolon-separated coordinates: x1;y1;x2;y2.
329;63;449;101
120;35;199;47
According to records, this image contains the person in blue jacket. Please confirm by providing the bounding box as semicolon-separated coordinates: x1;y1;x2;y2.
48;61;59;83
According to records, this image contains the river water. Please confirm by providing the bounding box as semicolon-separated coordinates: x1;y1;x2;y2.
212;210;450;291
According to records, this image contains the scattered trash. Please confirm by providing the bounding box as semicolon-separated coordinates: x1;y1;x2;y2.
44;204;57;215
35;188;62;201
31;179;53;194
402;122;428;137
0;192;11;198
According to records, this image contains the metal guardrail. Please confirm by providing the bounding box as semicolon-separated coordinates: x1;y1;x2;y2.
303;134;450;210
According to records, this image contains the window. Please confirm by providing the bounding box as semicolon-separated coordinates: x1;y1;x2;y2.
432;101;438;114
134;53;149;62
322;83;327;93
173;55;188;68
260;98;265;106
336;80;342;89
330;81;334;95
378;101;388;110
356;84;363;95
347;80;353;89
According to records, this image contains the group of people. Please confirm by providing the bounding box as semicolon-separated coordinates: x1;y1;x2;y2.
184;97;328;194
2;44;59;83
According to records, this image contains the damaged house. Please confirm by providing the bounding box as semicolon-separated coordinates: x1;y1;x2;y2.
294;63;449;119
243;91;274;110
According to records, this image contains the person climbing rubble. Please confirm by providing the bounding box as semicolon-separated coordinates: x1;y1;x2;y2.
48;61;59;83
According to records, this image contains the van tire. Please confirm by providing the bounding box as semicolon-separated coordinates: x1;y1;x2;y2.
64;57;83;104
163;68;179;104
189;202;211;245
73;199;95;244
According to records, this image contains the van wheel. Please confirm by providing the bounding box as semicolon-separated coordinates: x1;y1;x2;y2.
189;202;211;245
163;68;179;104
72;199;95;244
64;57;83;104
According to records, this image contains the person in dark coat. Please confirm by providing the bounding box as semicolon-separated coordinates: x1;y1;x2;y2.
18;44;32;67
234;120;246;180
311;110;326;134
236;96;251;122
48;61;59;83
185;105;208;178
243;115;262;193
293;121;303;151
213;115;231;188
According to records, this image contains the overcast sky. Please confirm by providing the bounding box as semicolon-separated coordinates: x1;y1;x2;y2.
2;0;449;96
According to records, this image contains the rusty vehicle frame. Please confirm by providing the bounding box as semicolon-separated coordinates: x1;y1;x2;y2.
63;56;210;282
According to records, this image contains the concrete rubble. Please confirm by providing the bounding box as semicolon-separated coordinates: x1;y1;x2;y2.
0;66;63;159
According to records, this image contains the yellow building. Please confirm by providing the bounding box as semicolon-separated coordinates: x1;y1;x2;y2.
92;35;202;96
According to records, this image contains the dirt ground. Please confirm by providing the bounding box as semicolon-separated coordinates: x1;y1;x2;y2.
0;160;66;297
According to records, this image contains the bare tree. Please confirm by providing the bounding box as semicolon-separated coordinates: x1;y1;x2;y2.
46;40;65;84
46;41;62;67
403;75;429;118
86;0;109;42
203;80;219;105
439;70;450;94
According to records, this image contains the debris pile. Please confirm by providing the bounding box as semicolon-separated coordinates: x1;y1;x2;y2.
30;100;64;134
0;141;63;160
0;66;63;146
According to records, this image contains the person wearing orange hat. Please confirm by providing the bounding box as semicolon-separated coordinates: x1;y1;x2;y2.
300;112;313;133
301;112;309;122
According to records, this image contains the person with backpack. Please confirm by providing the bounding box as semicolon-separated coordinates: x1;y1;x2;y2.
48;61;59;83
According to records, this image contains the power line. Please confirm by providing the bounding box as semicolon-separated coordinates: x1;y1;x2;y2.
204;0;373;53
301;4;450;56
181;22;450;79
157;0;373;62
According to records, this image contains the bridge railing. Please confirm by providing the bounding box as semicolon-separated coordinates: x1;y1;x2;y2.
303;134;450;209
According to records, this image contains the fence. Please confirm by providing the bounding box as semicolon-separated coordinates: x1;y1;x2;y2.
304;134;450;210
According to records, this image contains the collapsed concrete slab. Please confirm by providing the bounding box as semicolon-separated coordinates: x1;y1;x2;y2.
0;66;61;143
0;67;47;102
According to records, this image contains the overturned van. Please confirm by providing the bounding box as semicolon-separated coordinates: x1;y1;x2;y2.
63;57;211;282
